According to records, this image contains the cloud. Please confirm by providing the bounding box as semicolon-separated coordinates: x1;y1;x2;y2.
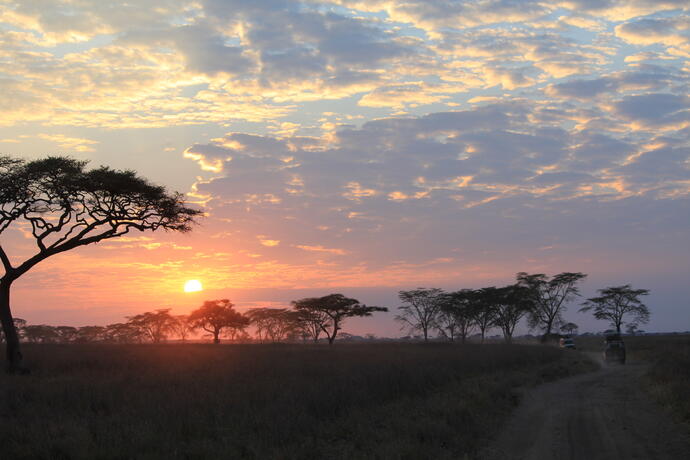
180;97;689;285
37;134;99;152
615;16;690;47
612;93;690;128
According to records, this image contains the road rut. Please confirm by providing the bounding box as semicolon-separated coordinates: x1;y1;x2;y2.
481;357;690;460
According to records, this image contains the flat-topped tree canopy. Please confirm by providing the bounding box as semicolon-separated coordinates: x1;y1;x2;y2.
0;155;201;373
292;293;387;344
1;156;199;271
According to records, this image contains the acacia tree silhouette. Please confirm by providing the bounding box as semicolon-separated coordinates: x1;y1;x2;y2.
188;299;249;344
580;285;650;334
126;309;177;343
292;294;387;345
490;285;534;343
396;288;443;342
0;156;200;373
517;272;587;340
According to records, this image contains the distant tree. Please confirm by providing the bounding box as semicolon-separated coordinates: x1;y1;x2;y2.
560;322;579;336
172;315;194;342
189;299;249;344
247;308;300;343
105;322;144;343
491;285;534;343
126;309;177;343
22;325;59;343
292;309;328;342
75;326;107;343
580;285;650;334
517;272;587;340
396;288;444;342
473;288;498;343
436;290;477;343
55;326;78;343
626;323;638;336
0;155;200;373
292;294;387;345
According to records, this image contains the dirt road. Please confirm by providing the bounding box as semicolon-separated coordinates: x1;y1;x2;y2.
481;355;690;460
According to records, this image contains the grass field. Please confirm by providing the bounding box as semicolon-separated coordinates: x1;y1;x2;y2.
0;343;594;459
637;336;690;429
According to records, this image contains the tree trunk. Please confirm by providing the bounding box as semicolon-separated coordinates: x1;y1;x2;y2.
327;319;339;345
213;328;220;344
423;328;428;342
0;280;27;374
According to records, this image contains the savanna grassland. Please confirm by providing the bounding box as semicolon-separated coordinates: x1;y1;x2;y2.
1;343;595;459
636;336;690;430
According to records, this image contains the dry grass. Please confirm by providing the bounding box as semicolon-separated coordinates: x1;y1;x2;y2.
636;336;690;429
1;343;595;459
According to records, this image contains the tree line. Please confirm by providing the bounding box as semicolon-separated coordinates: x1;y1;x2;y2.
395;273;650;343
1;276;650;346
0;294;388;345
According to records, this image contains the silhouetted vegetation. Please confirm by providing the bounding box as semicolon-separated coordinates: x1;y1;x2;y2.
188;299;250;344
396;288;444;341
0;155;200;372
580;284;650;334
291;294;387;345
517;272;587;340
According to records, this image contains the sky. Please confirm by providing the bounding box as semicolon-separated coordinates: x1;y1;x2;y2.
1;0;689;337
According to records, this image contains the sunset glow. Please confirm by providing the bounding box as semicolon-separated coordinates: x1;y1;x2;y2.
1;0;689;335
184;280;203;293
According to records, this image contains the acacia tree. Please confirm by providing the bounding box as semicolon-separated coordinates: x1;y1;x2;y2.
560;322;579;336
247;308;300;343
22;325;59;343
126;309;177;343
292;294;387;345
396;288;443;341
293;309;328;343
75;326;107;343
436;290;476;343
188;299;249;344
517;272;587;340
172;315;194;342
55;326;78;343
580;285;650;334
473;288;498;343
105;322;144;343
491;285;534;343
0;156;199;373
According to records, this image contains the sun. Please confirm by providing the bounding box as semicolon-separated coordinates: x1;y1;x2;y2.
183;279;203;293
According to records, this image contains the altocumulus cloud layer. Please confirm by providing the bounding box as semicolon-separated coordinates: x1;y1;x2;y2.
1;0;690;330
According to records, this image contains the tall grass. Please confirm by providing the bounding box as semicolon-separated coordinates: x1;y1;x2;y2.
1;343;593;459
638;336;690;429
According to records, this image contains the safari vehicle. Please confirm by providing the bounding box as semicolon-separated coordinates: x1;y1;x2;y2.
604;333;626;364
559;337;576;349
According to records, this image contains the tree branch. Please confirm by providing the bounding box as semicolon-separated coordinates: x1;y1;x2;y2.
0;244;13;273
